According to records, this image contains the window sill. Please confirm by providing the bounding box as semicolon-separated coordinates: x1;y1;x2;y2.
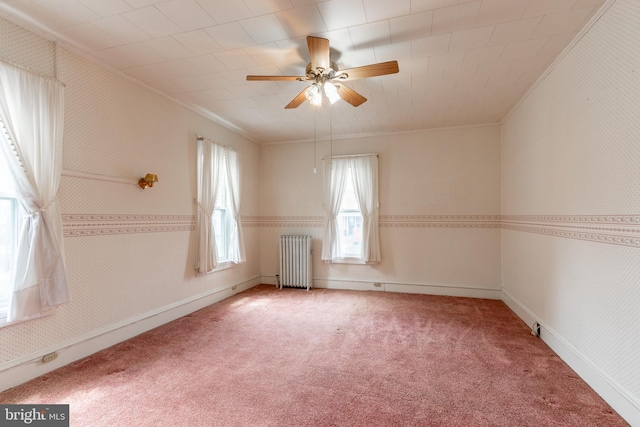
197;261;237;275
325;258;368;265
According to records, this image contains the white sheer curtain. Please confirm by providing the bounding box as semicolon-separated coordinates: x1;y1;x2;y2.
321;157;349;261
225;149;245;264
351;155;380;263
195;138;223;274
0;62;70;322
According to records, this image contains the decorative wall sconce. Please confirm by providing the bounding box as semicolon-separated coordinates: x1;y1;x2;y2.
138;173;158;189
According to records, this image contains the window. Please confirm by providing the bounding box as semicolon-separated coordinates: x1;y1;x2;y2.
0;149;18;322
213;151;230;263
322;154;380;264
195;138;245;274
337;164;363;258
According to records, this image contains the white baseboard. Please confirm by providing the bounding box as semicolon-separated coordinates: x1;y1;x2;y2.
311;278;502;299
0;276;261;393
502;290;640;427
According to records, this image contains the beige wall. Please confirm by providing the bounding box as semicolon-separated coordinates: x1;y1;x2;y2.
259;126;502;296
0;18;260;381
501;0;639;422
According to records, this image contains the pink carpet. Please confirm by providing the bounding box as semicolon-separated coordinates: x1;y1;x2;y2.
0;285;628;426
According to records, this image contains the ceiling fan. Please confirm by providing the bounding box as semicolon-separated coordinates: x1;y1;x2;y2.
246;36;399;109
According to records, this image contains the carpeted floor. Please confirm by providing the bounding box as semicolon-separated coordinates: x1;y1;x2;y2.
0;285;628;426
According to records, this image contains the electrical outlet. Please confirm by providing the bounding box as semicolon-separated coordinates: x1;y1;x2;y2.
42;352;58;363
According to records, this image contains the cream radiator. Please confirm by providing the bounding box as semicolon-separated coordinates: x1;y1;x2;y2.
279;235;313;291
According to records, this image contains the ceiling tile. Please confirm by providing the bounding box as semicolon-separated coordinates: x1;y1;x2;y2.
205;22;255;50
488;16;542;46
389;10;433;42
186;54;228;74
475;0;529;27
155;0;216;31
243;0;293;16
277;4;327;38
449;25;494;52
411;0;458;13
245;43;291;65
201;74;235;92
338;47;377;68
363;0;411;22
240;14;290;44
32;0;100;26
214;49;259;70
410;33;451;58
500;37;548;61
92;15;151;43
173;30;224;55
432;1;481;35
121;6;183;37
537;32;577;57
522;0;578;19
196;0;253;24
317;0;367;31
531;7;596;38
94;42;165;68
143;36;193;60
170;75;211;92
318;29;354;55
78;0;133;17
0;1;79;30
461;44;505;68
58;22;121;51
374;40;411;62
573;0;605;8
348;20;390;50
123;0;165;8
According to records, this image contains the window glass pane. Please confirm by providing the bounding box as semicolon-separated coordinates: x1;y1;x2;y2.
213;208;227;261
213;152;229;263
338;165;363;257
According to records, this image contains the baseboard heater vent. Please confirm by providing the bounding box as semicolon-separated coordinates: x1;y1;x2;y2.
279;235;313;291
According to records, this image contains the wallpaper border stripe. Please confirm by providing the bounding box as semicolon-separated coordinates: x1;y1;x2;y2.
61;214;640;248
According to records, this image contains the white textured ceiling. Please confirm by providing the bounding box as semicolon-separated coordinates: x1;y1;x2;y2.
0;0;606;144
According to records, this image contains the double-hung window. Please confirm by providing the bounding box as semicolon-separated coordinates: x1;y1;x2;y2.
195;137;245;274
337;165;363;258
213;150;231;263
322;154;380;264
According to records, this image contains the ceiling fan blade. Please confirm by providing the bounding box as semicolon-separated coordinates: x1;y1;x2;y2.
246;75;306;81
336;61;399;81
337;85;367;107
285;88;309;109
307;36;330;71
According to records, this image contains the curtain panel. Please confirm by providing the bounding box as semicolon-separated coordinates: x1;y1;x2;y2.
225;149;246;264
351;155;381;263
195;138;223;274
0;62;70;322
321;157;349;261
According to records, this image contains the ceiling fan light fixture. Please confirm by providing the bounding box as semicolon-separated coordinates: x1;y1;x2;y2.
305;83;322;106
324;81;341;104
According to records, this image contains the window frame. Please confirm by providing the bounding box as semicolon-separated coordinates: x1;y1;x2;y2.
335;164;364;261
